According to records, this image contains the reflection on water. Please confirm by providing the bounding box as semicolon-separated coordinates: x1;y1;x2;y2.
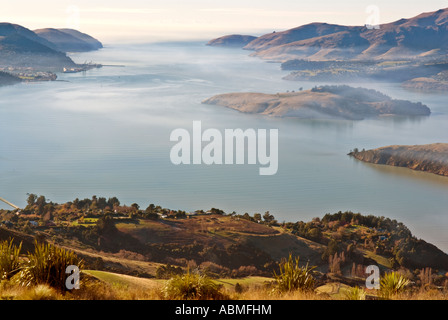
351;157;448;189
378;115;429;125
0;42;448;252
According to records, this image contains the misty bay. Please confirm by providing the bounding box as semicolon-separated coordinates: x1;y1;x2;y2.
0;41;447;252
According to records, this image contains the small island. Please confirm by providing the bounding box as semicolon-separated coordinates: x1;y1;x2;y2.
349;143;448;177
202;85;431;120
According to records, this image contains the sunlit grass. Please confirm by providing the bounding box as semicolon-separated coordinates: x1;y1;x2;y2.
162;269;227;300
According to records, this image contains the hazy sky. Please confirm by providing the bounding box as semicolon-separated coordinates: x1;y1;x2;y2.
2;1;448;43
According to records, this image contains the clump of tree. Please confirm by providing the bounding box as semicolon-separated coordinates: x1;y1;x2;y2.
310;85;391;102
328;251;346;275
238;211;278;226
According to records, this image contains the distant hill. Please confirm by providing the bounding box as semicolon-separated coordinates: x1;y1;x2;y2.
244;23;354;52
0;23;103;72
0;33;58;54
207;34;258;48
34;28;103;52
0;23;56;49
202;85;430;120
250;29;370;61
349;143;448;177
402;70;448;91
402;77;448;91
210;8;448;61
281;60;448;85
0;23;77;70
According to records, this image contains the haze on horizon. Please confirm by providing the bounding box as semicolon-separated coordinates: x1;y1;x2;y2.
1;0;447;43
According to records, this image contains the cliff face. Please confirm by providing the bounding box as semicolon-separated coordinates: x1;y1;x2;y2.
349;144;448;177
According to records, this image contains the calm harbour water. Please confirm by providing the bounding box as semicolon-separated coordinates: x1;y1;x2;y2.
1;41;447;252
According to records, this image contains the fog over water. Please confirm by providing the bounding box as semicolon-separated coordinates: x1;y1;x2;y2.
1;41;448;252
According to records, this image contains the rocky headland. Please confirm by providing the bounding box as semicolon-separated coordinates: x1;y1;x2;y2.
348;143;448;177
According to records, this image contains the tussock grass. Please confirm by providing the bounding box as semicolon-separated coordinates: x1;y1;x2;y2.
343;286;367;300
227;286;327;300
21;284;60;300
0;281;61;300
162;269;227;300
392;289;447;300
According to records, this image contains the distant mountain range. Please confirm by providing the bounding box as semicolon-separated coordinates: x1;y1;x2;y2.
208;8;448;61
0;23;102;71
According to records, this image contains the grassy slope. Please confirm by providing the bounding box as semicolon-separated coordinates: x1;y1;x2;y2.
84;270;162;289
359;249;394;269
115;214;326;268
85;269;272;291
0;212;425;276
60;244;164;277
116;215;280;247
3;212;448;300
2;214;326;277
84;269;354;300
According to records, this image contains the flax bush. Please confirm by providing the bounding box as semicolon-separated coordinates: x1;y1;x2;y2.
0;239;22;280
273;254;316;293
380;271;410;299
17;241;84;292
